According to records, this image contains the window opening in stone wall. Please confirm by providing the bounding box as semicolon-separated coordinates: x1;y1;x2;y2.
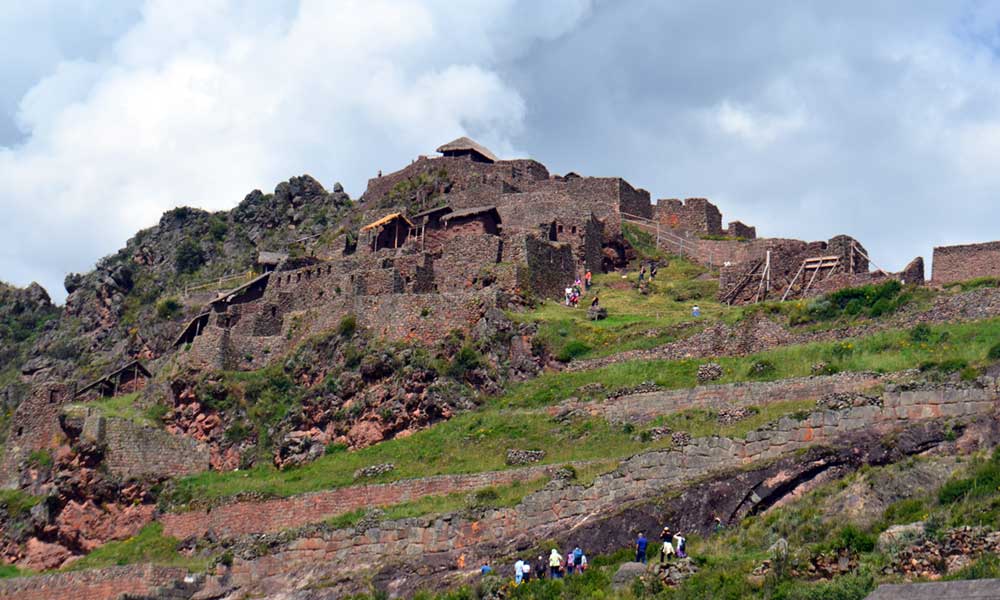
270;306;277;318
17;427;23;437
49;390;57;403
558;224;564;233
571;226;577;234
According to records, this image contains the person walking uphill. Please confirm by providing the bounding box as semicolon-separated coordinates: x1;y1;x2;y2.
549;548;564;579
584;270;592;290
514;558;524;585
636;532;649;564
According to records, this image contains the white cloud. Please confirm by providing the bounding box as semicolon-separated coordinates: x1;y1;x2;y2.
714;101;806;147
0;0;590;301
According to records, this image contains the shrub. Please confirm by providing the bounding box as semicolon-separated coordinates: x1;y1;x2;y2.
337;314;358;337
325;442;348;455
939;450;1000;505
155;297;181;320
27;449;53;469
447;345;484;379
834;524;876;553
208;217;228;241
844;298;863;316
747;359;776;379
868;297;893;318
988;342;1000;361
882;498;926;526
556;340;591;362
829;341;854;361
174;240;205;274
909;323;933;343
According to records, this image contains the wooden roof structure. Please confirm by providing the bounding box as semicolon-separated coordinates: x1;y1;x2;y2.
210;272;271;306
173;312;211;347
76;360;151;397
436;137;498;163
441;205;501;223
360;213;414;232
256;251;288;266
410;205;453;221
865;579;1000;599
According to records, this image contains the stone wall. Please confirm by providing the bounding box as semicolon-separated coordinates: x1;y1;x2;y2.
932;241;1000;284
0;565;187;600
726;221;757;239
161;463;570;540
561;371;886;424
655;198;723;235
224;380;998;595
92;414;210;480
522;236;577;300
0;383;75;487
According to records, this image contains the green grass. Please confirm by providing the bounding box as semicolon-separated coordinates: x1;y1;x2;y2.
502;317;1000;409
66;523;210;572
65;392;164;428
0;564;24;578
164;412;658;509
0;489;42;518
326;476;554;529
652;400;815;440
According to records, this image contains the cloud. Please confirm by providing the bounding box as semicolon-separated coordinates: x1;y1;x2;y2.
0;0;591;301
4;0;1000;303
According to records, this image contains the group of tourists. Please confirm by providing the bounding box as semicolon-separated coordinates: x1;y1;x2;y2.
636;262;658;283
482;546;590;585
634;527;688;565
564;270;594;308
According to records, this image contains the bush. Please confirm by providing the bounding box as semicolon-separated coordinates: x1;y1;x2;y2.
909;323;933;343
556;340;591;362
174;240;205;274
337;314;358;337
988;342;1000;361
882;498;926;526
208;217;228;241
834;524;876;553
27;449;53;469
939;450;1000;505
747;359;776;379
155;297;181;320
325;442;348;455
447;345;484;379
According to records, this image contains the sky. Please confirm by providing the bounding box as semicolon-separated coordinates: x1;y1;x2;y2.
3;1;1000;302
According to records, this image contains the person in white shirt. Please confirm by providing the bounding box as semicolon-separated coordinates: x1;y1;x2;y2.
514;558;524;584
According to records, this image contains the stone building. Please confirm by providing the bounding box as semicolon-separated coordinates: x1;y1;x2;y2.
932;240;1000;284
436;136;498;163
654;197;757;239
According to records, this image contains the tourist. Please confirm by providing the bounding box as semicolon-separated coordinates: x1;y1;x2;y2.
636;532;648;564
692;304;701;317
514;558;524;584
591;294;600;308
659;527;675;564
565;287;573;306
579;552;588;571
522;560;532;582
713;516;725;534
570;291;580;307
584;270;593;290
573;546;584;573
481;562;492;576
638;266;647;283
565;547;575;575
650;264;658;280
549;548;564;579
673;531;687;558
535;555;547;579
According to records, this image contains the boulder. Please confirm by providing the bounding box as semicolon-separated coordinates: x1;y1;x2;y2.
612;562;648;589
877;521;926;552
697;362;723;383
587;306;608;321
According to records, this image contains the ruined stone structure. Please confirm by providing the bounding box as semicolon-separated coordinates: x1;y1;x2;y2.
74;360;151;401
932;241;1000;284
653;197;757;239
0;383;75;486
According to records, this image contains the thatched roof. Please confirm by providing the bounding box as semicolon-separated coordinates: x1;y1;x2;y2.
436;137;498;162
257;251;288;266
865;579;1000;599
410;205;453;220
360;212;413;232
441;205;501;223
77;360;151;396
210;272;271;306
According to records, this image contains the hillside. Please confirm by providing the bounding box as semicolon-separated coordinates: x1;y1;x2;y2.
1;140;1000;600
